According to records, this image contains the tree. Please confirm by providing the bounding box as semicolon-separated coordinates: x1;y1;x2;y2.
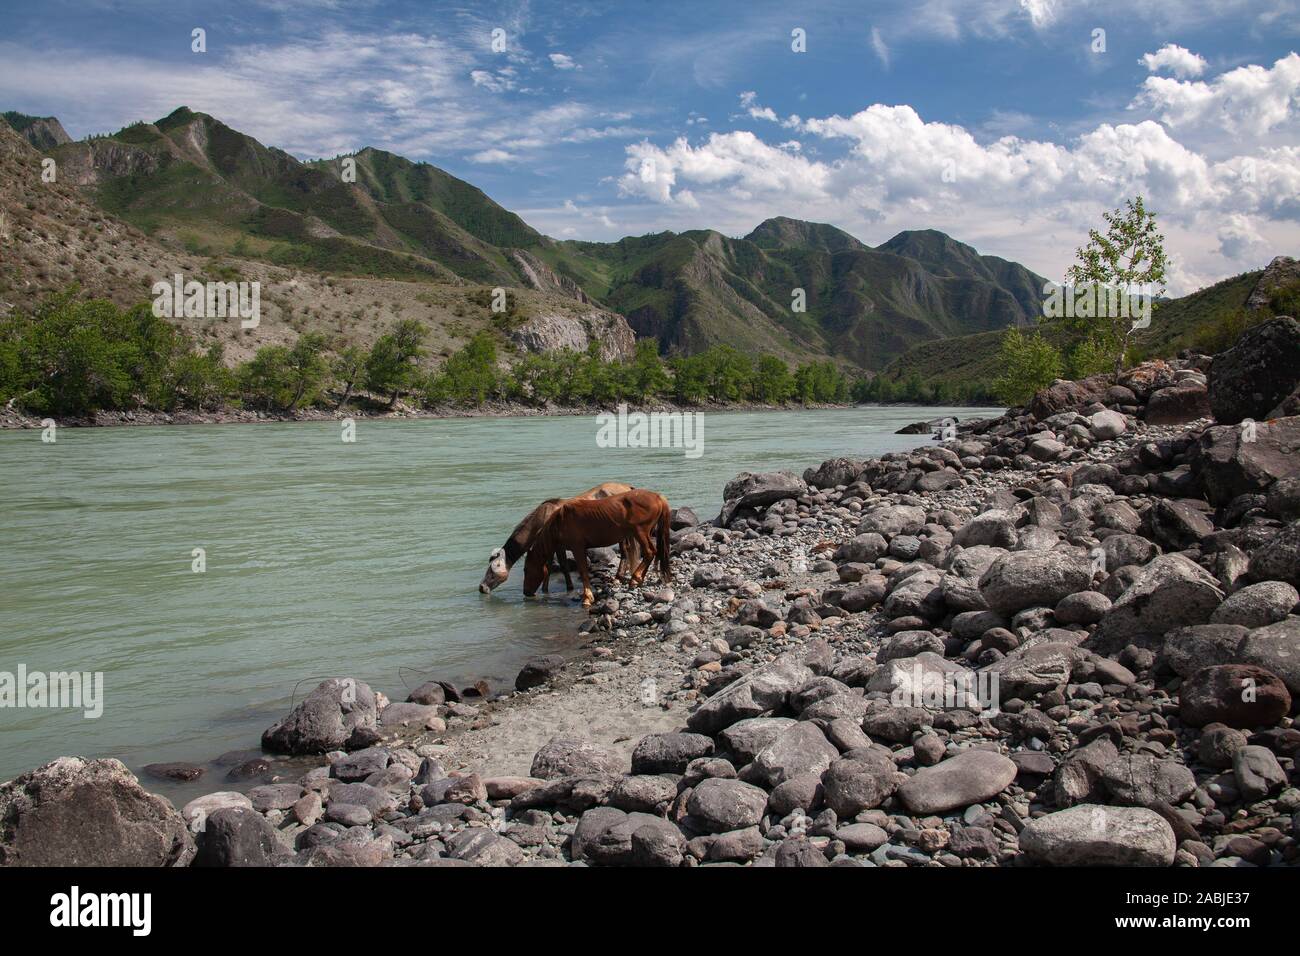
752;354;794;403
627;339;669;402
174;343;234;411
365;319;427;405
283;332;330;409
237;345;297;411
991;327;1064;406
331;344;366;409
1059;195;1168;376
429;331;500;406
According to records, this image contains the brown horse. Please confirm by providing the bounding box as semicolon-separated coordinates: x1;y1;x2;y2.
479;482;638;593
524;489;672;607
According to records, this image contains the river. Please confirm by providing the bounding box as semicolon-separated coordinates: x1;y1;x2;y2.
0;405;997;791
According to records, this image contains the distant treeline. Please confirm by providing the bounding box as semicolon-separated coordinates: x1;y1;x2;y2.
0;293;989;419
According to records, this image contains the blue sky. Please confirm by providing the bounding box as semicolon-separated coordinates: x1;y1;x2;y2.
1;0;1298;292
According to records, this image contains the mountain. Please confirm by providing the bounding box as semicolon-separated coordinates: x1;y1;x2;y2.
877;266;1281;396
2;111;71;150
547;219;1046;368
0;118;630;365
4;106;1055;370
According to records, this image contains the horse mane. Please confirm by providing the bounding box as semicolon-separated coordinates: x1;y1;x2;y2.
504;497;564;565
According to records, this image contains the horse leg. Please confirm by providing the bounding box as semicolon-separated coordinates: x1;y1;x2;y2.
561;549;574;591
574;546;595;608
630;526;655;586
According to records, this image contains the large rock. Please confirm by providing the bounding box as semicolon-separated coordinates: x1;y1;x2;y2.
631;733;714;775
820;752;899;817
803;457;866;489
261;678;378;755
748;722;840;788
1207;317;1300;424
1028;375;1110;418
515;655;564;691
1145;384;1211;425
978;550;1094;615
530;736;623;780
1086;554;1224;655
1236;617;1300;694
1249;521;1300;589
1178;664;1292;727
193;807;288;867
953;511;1018;549
687;657;814;735
868;652;981;710
981;642;1083;702
1019;805;1176;866
1193;417;1300;506
1099;755;1196;808
897;750;1017;814
858;505;927;538
1211;581;1298;628
0;757;195;866
685;778;768;833
1159;624;1248;678
719;471;808;525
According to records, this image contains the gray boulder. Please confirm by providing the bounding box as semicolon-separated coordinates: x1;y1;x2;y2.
261;678;378;755
897;750;1017;814
1086;554;1224;655
0;757;195;866
1019;805;1176;866
193;807;289;867
749;722;840;788
1210;581;1298;628
979;550;1093;615
530;736;623;780
687;658;814;735
1236;617;1300;694
1207;317;1300;424
685;779;769;833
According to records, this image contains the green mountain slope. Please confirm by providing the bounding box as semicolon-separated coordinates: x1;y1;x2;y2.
4;107;1058;370
878;268;1269;396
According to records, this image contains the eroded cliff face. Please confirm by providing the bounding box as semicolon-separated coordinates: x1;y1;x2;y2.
509;309;637;362
508;249;591;304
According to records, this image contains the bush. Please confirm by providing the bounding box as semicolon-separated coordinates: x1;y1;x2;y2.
992;328;1064;406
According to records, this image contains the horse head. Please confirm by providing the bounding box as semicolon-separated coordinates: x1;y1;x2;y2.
479;547;510;593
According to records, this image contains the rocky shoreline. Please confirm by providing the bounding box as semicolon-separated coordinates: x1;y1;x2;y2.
2;319;1299;868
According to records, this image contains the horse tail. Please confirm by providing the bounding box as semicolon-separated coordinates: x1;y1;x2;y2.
657;499;671;579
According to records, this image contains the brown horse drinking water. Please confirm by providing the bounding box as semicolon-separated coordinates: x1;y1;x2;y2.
478;482;638;593
524;489;672;607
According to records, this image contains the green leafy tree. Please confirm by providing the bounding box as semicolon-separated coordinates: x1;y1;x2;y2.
283;332;330;409
992;327;1064;406
174;343;234;411
366;319;427;405
752;354;794;403
429;331;500;406
237;345;295;411
331;344;367;409
1059;195;1168;376
628;339;669;402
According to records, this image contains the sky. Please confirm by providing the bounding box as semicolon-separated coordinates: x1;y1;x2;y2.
1;0;1298;294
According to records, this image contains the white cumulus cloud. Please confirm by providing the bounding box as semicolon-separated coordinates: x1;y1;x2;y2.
1140;44;1207;78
